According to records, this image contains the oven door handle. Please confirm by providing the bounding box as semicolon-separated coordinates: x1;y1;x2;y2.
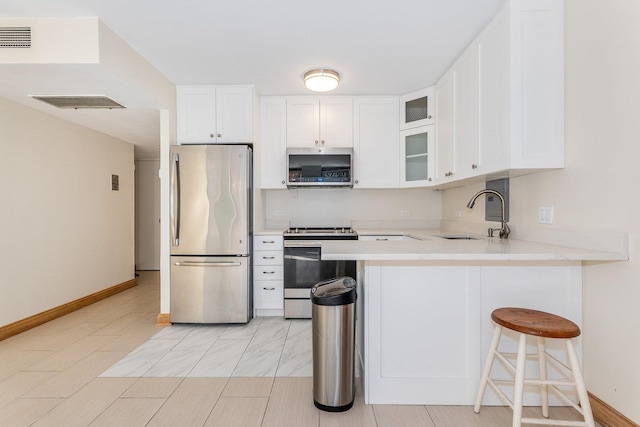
284;240;322;248
284;254;320;262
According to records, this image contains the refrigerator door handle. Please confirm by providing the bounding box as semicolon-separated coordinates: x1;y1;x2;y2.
171;152;181;246
174;261;243;267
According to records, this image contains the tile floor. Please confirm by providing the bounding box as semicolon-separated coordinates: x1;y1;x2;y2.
100;316;313;378
0;271;600;427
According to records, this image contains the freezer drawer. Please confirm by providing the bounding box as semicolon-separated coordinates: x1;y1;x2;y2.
171;256;250;324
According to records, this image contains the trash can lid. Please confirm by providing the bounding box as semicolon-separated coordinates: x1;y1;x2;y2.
311;276;356;306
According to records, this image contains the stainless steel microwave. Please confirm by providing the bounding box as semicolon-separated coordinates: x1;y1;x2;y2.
286;147;353;188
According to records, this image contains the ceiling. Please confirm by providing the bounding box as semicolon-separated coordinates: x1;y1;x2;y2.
0;0;506;159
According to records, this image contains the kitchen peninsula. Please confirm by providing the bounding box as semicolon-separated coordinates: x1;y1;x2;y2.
321;231;628;406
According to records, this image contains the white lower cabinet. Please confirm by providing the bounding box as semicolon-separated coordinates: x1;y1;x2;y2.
360;261;582;405
253;235;284;316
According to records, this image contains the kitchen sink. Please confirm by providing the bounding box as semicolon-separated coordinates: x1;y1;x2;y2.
436;235;480;240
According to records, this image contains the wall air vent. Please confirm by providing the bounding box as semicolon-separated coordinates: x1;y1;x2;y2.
31;95;126;109
0;27;31;48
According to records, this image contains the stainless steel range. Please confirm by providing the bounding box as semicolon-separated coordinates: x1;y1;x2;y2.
283;227;357;318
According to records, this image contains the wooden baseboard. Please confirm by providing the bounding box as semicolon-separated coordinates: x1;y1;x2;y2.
590;392;639;427
0;278;137;341
156;313;171;326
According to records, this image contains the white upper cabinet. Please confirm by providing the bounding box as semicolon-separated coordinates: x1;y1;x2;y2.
479;0;564;172
353;97;400;188
260;97;287;189
433;0;564;186
400;87;434;129
435;45;480;185
286;97;353;147
434;74;455;183
177;85;254;144
452;47;480;180
400;125;433;187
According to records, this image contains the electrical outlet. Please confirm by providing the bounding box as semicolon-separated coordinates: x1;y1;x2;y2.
273;210;283;217
400;210;411;217
538;207;554;224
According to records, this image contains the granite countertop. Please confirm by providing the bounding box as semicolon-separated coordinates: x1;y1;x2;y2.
321;228;628;262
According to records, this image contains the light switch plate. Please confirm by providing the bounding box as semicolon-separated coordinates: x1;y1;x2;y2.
538;207;554;224
111;174;119;191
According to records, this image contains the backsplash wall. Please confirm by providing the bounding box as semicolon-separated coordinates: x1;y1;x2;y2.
262;187;442;229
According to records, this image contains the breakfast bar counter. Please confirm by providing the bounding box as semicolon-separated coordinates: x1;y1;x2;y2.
320;231;627;405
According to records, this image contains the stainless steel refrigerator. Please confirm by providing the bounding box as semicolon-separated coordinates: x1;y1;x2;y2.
169;144;252;323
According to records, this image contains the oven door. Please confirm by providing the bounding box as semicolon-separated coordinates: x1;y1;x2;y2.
283;241;355;318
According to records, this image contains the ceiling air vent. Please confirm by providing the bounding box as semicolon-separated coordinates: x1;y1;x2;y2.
0;27;31;48
31;95;126;109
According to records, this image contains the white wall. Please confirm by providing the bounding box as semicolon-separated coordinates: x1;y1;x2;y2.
0;97;135;327
440;0;640;421
135;160;160;270
263;187;442;229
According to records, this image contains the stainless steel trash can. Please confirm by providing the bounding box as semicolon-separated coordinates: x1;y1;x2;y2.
311;276;356;412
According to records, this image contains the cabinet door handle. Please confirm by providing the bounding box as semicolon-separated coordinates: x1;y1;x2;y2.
321;140;325;145
210;133;215;138
428;177;432;182
354;179;359;184
471;164;478;169
281;180;285;185
315;140;319;145
263;287;276;291
217;133;222;138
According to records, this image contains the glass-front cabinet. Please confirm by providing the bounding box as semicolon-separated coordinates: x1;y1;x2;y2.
400;87;434;129
400;125;433;187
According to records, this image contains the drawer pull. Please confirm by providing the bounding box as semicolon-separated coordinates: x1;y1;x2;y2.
263;287;276;291
263;271;276;274
262;240;275;244
376;238;389;241
262;256;275;260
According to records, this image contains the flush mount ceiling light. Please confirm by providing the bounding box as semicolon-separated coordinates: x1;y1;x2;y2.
303;69;340;92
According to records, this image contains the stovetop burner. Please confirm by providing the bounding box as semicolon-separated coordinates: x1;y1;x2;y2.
284;227;357;237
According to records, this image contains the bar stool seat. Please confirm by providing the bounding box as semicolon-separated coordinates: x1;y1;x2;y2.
474;307;595;427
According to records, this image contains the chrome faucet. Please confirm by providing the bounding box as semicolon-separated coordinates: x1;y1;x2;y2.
466;189;510;239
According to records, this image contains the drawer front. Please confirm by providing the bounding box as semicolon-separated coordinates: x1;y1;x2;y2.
358;235;404;241
254;280;283;309
253;265;283;280
254;235;283;251
254;250;283;266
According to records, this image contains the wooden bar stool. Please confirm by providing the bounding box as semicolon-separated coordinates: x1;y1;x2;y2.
474;307;595;427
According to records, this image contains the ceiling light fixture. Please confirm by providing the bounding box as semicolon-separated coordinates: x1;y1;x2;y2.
303;69;340;92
